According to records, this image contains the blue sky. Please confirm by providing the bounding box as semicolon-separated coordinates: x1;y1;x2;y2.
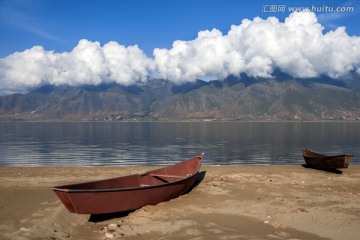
0;0;360;95
1;0;359;58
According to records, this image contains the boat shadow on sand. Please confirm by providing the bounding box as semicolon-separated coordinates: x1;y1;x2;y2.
88;170;207;222
301;164;343;174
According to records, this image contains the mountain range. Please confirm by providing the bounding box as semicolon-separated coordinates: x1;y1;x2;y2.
1;74;359;121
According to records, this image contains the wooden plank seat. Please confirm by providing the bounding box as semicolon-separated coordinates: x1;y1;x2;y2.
150;173;188;183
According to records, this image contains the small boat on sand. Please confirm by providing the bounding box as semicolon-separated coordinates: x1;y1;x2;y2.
302;149;353;169
52;154;203;214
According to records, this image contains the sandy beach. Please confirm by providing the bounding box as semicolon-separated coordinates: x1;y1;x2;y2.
0;165;359;240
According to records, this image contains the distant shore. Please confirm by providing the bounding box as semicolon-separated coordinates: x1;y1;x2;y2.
1;118;360;122
0;165;359;240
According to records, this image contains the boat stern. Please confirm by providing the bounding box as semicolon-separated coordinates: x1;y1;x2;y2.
52;188;78;213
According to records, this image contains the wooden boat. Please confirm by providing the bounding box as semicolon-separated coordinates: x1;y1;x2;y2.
52;154;203;214
302;149;353;169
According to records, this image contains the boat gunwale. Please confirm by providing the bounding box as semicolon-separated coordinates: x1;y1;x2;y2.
303;154;354;159
302;149;353;159
52;171;199;193
52;154;203;193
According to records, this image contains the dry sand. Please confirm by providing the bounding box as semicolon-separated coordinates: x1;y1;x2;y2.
0;165;359;240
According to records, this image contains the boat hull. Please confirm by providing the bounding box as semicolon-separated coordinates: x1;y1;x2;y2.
53;154;203;214
302;149;353;169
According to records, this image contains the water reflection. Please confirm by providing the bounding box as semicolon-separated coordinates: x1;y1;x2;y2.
0;121;359;166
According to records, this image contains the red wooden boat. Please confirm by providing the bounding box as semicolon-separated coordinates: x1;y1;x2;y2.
52;154;203;214
302;149;353;169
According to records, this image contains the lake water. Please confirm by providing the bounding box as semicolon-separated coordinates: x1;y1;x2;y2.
0;121;359;166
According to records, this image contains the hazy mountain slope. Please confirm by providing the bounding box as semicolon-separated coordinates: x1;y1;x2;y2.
0;77;359;121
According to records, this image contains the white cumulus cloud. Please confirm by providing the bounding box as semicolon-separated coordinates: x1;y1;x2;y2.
0;40;154;95
1;11;360;95
154;11;360;82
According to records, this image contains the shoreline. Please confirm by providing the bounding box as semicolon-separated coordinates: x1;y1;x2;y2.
1;119;360;122
1;165;359;239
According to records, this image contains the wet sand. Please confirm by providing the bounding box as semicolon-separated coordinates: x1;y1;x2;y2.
0;165;359;240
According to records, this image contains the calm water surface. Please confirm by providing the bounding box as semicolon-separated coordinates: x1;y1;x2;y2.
0;121;359;166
